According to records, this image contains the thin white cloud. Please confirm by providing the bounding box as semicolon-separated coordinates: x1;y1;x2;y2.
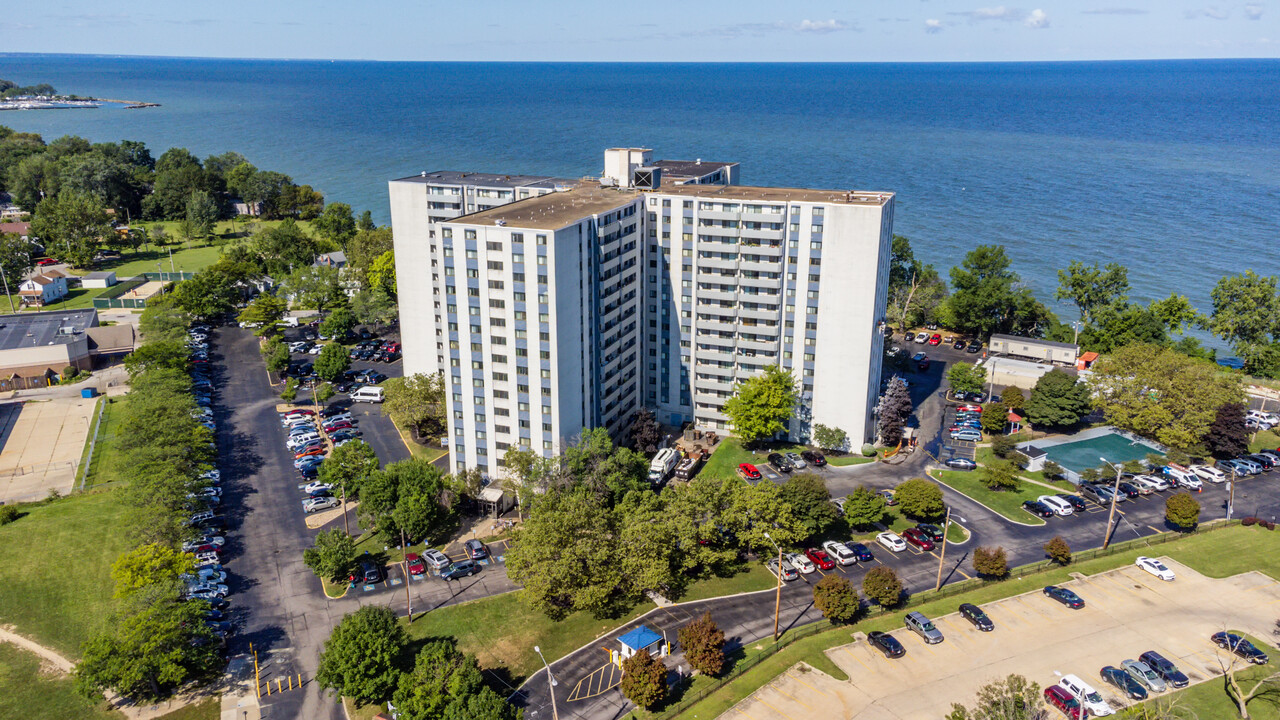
1245;4;1264;19
960;6;1021;20
1184;7;1231;19
797;19;848;33
1025;9;1049;27
1081;7;1148;14
925;18;944;33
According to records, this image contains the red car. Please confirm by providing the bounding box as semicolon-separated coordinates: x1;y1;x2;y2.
928;333;942;345
805;547;836;571
957;404;983;413
284;409;316;418
36;258;58;266
323;421;354;433
295;445;327;460
405;553;426;577
737;463;761;481
902;528;935;551
1043;686;1082;719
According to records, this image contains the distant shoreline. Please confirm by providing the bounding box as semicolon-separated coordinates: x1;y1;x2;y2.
0;96;160;111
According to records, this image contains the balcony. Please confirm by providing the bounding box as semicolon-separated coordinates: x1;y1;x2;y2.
698;210;741;222
698;255;739;271
738;275;782;291
739;306;780;321
695;379;734;393
697;225;741;239
697;319;738;335
696;346;735;363
698;288;738;303
740;211;785;224
739;227;785;241
737;337;779;353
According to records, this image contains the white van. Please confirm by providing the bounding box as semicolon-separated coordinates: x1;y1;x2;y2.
351;386;384;403
1058;674;1114;716
648;448;679;484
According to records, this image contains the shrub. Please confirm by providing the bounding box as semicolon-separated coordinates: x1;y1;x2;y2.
813;574;862;624
980;460;1021;491
862;566;904;608
894;477;945;520
677;612;726;677
991;435;1017;459
1043;536;1072;565
1164;492;1200;530
861;443;876;457
620;649;666;710
972;546;1009;578
280;377;299;403
1242;516;1258;526
1265;521;1276;531
0;505;20;524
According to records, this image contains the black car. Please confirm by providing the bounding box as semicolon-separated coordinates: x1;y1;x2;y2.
319;406;347;419
953;339;967;350
1022;500;1054;518
1100;665;1148;700
915;523;944;543
1248;454;1276;470
1139;651;1190;688
1213;632;1269;664
441;559;481;581
330;429;363;442
966;341;982;353
1057;494;1087;512
298;465;320;479
1043;585;1085;609
959;603;994;632
847;543;874;562
867;631;905;658
368;372;388;384
801;450;827;467
767;453;793;473
944;458;977;471
1117;482;1141;499
360;562;382;584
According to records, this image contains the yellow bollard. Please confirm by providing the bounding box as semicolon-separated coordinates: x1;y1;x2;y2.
288;675;294;690
276;678;282;693
265;681;271;696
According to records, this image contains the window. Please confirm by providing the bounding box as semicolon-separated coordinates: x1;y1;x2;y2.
511;233;523;243
468;306;480;316
466;250;478;259
495;407;510;416
487;279;504;289
490;318;506;326
487;261;504;271
470;342;482;351
486;241;502;251
540;350;551;359
492;354;507;364
543;441;553;450
464;229;476;239
543;422;552;431
489;299;506;308
536;234;547;245
536;255;547;265
466;269;479;278
472;361;484;369
490;335;506;345
512;253;524;264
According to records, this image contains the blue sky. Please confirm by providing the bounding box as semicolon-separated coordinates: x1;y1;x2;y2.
4;1;1275;61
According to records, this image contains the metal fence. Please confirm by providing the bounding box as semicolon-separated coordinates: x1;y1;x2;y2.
77;396;106;490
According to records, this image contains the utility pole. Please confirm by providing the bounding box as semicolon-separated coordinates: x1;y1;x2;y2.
534;645;560;720
934;507;951;591
765;532;782;641
0;265;13;314
168;246;176;274
1100;457;1122;549
1227;467;1236;521
401;527;412;620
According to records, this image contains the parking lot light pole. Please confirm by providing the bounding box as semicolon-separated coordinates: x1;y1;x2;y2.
1226;466;1237;521
934;508;951;591
1100;456;1123;549
401;527;412;621
534;645;560;720
764;532;782;641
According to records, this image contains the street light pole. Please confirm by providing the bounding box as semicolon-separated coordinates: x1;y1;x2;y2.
764;532;782;641
1226;466;1237;521
1100;456;1123;549
934;507;952;591
533;645;560;720
0;265;13;314
401;527;412;621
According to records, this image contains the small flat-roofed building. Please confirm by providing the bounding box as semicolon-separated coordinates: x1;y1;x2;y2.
80;271;117;289
989;334;1078;366
1018;445;1048;472
0;309;98;386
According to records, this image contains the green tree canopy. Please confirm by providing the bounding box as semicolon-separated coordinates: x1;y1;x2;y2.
237;293;287;334
303;527;358;583
30;190;112;267
947;362;987;396
861;566;904;607
946;245;1054;338
946;674;1042;720
813;574;862;624
314;342;351;381
286;264;344;312
778;472;840;539
722;365;797;447
1165;491;1201;530
319;439;380;498
842;485;888;529
811;423;848;453
75;599;222;701
390;638;519;720
110;543;194;599
1024;369;1091;428
893;477;945;520
1055;260;1130;325
383;372;446;441
315;606;406;706
314;202;357;245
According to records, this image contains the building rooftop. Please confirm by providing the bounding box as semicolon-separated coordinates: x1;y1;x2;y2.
653;183;893;206
452;183;640;230
83;271;115;280
652;159;736;180
990;334;1079;351
391;170;578;189
0;309;96;351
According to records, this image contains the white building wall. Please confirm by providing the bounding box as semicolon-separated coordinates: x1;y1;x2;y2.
389;181;440;379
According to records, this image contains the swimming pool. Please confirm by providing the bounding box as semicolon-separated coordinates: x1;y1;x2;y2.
1024;428;1165;475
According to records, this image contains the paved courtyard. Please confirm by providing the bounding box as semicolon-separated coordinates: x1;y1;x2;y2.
725;558;1280;719
0;396;97;503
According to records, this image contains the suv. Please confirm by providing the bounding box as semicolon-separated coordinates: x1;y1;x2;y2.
1058;674;1114;717
441;559;480;581
1043;686;1083;719
903;612;944;644
464;539;489;560
767;453;793;473
1139;651;1189;688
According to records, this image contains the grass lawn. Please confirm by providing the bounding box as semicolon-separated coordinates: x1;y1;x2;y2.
20;284;119;312
0;489;132;658
701;438;811;481
932;469;1046;526
673;563;775;603
84;396;130;489
153;698;220;720
0;643;123;720
849;506;916;542
826;454;875;467
946;520;971;544
96;244;225;278
1251;429;1280;453
404;590;652;686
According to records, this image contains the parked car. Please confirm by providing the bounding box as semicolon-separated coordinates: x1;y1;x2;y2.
361;562;382;584
879;489;898;506
1248;454;1275;471
786;552;816;574
303;496;341;513
1191;464;1227;483
823;540;856;566
876;531;907;552
1043;585;1085;608
441;559;481;581
1043;685;1083;719
804;547;834;571
959;603;994;631
902;528;935;551
1213;632;1269;664
766;557;799;582
1023;500;1055;518
944;457;977;471
1135;556;1175;581
1058;674;1114;717
912;352;930;370
915;523;944;543
904;611;944;644
784;452;807;469
1057;494;1087;512
1121;658;1167;692
1037;495;1074;516
867;631;905;658
846;542;874;562
928;333;942;345
405;553;427;577
464;539;489;560
953;339;967;350
737;463;762;481
767;453;793;473
1132;475;1169;492
1139;651;1189;688
1100;665;1148;701
801;450;827;467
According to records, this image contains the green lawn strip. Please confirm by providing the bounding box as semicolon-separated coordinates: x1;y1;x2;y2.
20;284;120;312
1135;634;1280;720
75;396;105;488
932;469;1047;526
403;591;652;685
700;438;811;480
1159;523;1280;578
826;455;875;467
0;489;131;657
152;698;221;720
849;506;917;543
672;564;775;603
84;396;130;488
0;642;123;720
1251;429;1279;453
946;521;971;544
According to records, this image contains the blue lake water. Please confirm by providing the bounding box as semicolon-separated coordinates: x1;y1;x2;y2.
1;55;1278;329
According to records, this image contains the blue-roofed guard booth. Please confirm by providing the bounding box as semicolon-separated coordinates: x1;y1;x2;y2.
613;625;667;668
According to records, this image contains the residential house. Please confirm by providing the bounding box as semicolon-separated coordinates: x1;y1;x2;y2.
18;272;69;307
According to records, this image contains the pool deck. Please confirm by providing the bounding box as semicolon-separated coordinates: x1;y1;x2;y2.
1018;426;1167;479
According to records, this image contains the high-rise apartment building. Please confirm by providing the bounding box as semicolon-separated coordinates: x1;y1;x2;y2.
390;150;893;475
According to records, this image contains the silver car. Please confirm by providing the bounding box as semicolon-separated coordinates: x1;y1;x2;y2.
303;496;341;513
1122;658;1167;692
904;611;944;644
785;452;807;469
766;557;799;582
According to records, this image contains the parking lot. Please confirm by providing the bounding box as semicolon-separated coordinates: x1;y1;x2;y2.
730;557;1280;720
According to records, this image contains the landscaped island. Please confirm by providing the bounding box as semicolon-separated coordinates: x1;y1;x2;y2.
0;78;158;110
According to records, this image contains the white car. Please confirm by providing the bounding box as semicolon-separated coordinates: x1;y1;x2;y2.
1136;556;1175;581
193;552;221;567
914;333;929;344
1058;675;1114;717
823;540;856;566
1037;495;1074;516
1247;409;1278;427
786;552;816;574
303;496;341;513
877;531;907;552
301;481;334;495
1191;465;1226;484
1132;474;1168;492
308;345;324;355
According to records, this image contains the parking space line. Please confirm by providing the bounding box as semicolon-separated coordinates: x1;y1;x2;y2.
1018;598;1056;621
755;696;798;720
1077;579;1120;601
1100;573;1143;595
841;646;873;673
955;567;972;580
785;670;832;698
770;684;814;711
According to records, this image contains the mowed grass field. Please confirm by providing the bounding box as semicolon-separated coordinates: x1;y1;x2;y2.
0;643;122;720
932;468;1047;526
0;489;131;657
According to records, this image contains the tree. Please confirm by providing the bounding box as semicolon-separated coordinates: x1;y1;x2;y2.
1089;343;1243;450
236;293;287;334
678;612;726;676
383;373;446;441
842;485;888;529
894;477;944;520
978;461;1019;491
1216;642;1280;720
723;479;806;553
74;599;222;701
779;472;840;538
315;382;336;403
368;250;397;295
947;363;986;397
314;202;356;246
320;304;356;339
266;340;291;374
620;649;666;710
350;287;399;327
980;401;1008;434
1150;293;1200;336
347;226;394;274
1000;386;1025;410
1041;461;1065;482
722;365;796;447
887;235;948;331
1056;260;1130;325
972;546;1009;578
1208;270;1280;348
180;189;217;243
171;262;245;319
110;543;194;599
280;377;298;403
356;210;375;231
285;265;344;312
30;191;112;267
813;574;862;623
315;606;405;706
1024;369;1092;428
811;423;849;453
878;377;913;446
1165;492;1201;530
248;218;320;276
314;342;351;382
0;231;35;294
947;245;1054;338
628;407;662;452
946;674;1043;720
393;487;455;545
990;434;1017;459
1043;536;1072;565
391;638;518;720
1206;402;1250;459
862;566;904;607
319;439;379;499
123;339;189;378
303;527;358;582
